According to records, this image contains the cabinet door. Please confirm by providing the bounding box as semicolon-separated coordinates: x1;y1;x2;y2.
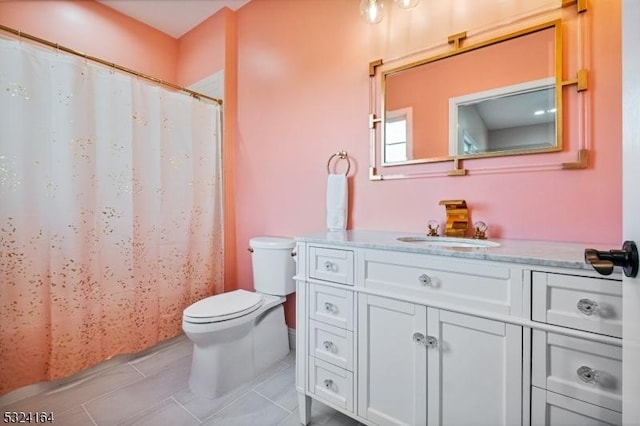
357;294;427;426
427;309;523;426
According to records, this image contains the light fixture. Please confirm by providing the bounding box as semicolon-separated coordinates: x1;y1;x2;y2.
360;0;421;24
394;0;420;9
360;0;384;24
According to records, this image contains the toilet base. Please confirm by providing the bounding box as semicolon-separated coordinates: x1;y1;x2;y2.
186;300;289;399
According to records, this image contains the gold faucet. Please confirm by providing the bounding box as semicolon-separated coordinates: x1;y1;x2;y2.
438;200;468;237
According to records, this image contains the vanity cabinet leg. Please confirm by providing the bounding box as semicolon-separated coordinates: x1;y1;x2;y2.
298;392;312;425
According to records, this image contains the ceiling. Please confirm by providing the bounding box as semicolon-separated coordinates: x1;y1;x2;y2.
98;0;251;38
476;86;555;130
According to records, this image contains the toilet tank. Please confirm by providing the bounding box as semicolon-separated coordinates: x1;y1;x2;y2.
249;236;296;296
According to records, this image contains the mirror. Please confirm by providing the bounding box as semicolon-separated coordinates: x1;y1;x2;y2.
379;21;561;167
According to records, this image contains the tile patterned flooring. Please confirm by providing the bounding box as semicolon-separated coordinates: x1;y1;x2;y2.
0;335;360;426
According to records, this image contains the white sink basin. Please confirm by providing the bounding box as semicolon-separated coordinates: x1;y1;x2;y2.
396;236;501;248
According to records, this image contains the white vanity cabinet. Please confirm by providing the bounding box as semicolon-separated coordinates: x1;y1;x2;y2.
356;249;525;426
357;295;524;426
294;231;623;426
530;272;623;426
295;245;357;419
306;282;356;411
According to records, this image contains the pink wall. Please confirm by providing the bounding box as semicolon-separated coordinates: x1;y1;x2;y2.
0;1;177;82
235;0;621;328
177;9;227;85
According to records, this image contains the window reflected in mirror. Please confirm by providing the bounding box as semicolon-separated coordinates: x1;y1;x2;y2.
384;107;413;163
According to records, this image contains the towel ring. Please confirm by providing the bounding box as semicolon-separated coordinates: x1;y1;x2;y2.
326;151;351;176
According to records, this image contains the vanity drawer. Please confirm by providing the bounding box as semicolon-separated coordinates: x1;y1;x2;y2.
532;272;622;338
361;249;517;314
309;320;354;371
309;246;354;285
531;386;621;426
309;283;354;330
532;330;622;412
308;357;354;413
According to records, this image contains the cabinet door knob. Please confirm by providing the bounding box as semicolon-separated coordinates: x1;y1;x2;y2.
323;378;334;390
418;273;432;286
577;365;599;384
323;340;335;351
413;332;438;348
577;298;599;316
425;335;438;349
323;261;336;272
324;302;336;313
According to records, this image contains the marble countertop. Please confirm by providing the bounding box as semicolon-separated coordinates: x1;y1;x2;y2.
295;230;618;271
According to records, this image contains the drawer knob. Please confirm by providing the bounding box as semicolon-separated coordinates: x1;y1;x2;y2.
323;261;336;272
577;298;599;316
413;332;438;348
323;378;334;390
577;365;599;384
418;273;432;286
324;302;337;314
323;340;335;352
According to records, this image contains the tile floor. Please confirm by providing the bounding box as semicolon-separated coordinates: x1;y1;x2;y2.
0;335;361;426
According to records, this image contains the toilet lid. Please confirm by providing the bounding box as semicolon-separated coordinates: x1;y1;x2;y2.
183;289;263;323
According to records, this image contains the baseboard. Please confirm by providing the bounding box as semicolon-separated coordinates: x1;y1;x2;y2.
288;327;296;350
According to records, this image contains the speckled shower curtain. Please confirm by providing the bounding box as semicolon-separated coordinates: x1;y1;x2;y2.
0;38;223;395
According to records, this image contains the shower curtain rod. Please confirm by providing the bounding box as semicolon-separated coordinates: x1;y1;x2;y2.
0;23;223;106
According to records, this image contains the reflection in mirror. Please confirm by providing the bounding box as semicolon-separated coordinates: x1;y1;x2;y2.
450;78;556;156
384;107;413;162
379;21;559;167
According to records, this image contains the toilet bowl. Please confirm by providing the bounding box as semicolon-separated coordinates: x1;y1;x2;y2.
182;236;296;399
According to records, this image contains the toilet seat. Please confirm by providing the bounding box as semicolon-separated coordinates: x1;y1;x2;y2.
183;289;264;324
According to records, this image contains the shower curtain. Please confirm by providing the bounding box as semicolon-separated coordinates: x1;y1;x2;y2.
0;37;224;395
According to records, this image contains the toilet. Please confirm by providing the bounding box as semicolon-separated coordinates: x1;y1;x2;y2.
182;236;296;399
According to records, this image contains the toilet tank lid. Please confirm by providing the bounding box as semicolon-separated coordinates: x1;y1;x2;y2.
249;236;295;249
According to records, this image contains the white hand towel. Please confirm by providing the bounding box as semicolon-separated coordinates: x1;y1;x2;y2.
326;173;347;231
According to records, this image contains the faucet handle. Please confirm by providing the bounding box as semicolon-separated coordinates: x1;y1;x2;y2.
427;220;440;237
473;221;488;240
